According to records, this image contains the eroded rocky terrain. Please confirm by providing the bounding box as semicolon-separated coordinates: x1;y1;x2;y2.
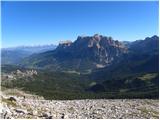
1;89;159;119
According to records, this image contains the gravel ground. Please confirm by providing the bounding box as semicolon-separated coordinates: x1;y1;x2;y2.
1;94;159;119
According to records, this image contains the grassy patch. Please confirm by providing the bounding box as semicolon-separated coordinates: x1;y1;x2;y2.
139;107;159;119
151;109;159;119
140;107;150;114
1;97;17;107
138;73;158;81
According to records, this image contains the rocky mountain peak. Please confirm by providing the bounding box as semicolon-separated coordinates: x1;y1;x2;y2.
74;34;126;49
54;34;128;68
93;34;101;41
58;40;72;49
149;35;159;40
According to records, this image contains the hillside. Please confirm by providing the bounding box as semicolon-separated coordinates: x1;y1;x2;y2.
1;64;159;99
91;35;159;80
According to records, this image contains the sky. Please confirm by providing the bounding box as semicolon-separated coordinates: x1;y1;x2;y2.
1;1;159;48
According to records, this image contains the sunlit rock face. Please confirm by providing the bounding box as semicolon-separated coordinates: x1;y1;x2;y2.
55;34;127;65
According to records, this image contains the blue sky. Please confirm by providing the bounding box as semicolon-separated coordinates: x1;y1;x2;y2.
1;1;159;47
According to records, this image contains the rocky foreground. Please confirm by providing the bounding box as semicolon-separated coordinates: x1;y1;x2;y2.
1;90;159;119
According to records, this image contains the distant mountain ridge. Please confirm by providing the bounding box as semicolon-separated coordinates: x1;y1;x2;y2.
2;44;57;53
1;44;57;65
129;35;159;54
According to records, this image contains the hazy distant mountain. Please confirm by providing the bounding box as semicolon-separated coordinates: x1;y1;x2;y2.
2;44;57;53
1;45;57;65
21;34;127;72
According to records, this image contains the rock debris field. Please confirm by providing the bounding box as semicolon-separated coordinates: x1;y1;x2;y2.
1;98;159;119
1;90;159;119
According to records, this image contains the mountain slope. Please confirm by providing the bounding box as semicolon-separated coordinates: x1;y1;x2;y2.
91;35;159;80
88;35;159;95
2;64;158;99
129;35;159;54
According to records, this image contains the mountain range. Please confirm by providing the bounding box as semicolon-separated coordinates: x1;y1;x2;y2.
20;34;158;73
1;34;159;99
21;34;127;71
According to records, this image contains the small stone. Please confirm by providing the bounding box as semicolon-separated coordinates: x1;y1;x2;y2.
42;112;50;118
47;116;53;119
32;110;38;115
15;109;27;114
61;113;65;119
